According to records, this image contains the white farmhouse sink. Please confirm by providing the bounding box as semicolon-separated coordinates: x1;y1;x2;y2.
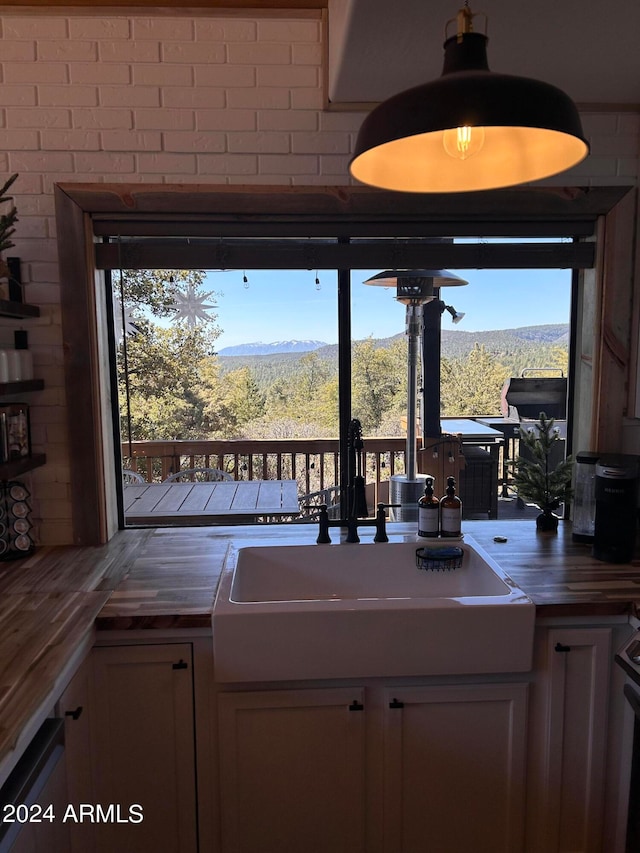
213;537;535;682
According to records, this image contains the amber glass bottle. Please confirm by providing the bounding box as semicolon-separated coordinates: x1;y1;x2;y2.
440;476;462;537
418;476;440;537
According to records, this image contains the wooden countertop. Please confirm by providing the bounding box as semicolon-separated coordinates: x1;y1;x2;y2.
0;529;151;781
96;519;640;627
0;519;639;783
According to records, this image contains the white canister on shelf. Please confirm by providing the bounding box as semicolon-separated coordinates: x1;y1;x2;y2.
4;350;21;382
13;330;33;381
0;351;8;384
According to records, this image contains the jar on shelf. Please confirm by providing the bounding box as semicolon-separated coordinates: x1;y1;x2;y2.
0;403;30;462
0;480;34;560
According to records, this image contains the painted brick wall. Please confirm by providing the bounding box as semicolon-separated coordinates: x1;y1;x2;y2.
0;11;637;544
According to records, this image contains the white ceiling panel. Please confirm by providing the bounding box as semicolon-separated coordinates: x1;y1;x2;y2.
328;0;640;106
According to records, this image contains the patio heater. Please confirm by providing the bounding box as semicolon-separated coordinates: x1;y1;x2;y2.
364;269;468;520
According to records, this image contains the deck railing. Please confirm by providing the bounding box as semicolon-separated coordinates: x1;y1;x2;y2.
122;437;411;506
121;427;520;519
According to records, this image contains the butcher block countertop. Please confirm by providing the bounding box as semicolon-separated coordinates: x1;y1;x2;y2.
96;519;640;626
1;519;640;782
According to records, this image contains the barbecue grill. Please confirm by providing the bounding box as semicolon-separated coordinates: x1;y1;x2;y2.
500;368;568;494
500;368;567;421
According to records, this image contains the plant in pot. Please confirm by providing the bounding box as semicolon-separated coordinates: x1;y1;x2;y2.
0;173;19;284
512;411;573;532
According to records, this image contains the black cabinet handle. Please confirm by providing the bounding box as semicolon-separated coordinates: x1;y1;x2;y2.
389;698;404;709
349;700;364;711
172;659;188;670
65;706;83;721
555;642;571;653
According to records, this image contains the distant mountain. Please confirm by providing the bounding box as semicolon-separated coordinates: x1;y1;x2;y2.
351;323;569;358
218;339;328;356
217;324;570;390
441;323;569;358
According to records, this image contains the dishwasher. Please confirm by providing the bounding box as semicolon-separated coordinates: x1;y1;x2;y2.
0;717;65;852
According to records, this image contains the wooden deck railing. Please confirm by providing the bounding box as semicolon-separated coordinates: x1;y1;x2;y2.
121;437;411;502
121;430;523;522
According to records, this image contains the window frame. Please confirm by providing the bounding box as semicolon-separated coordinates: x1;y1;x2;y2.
54;182;634;544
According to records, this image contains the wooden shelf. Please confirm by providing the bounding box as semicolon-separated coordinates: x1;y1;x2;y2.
0;300;40;319
0;453;46;481
0;379;44;397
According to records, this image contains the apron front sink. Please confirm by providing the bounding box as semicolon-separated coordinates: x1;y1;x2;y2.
213;537;535;682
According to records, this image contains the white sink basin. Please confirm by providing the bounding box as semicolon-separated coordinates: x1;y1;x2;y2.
230;541;512;602
213;536;535;682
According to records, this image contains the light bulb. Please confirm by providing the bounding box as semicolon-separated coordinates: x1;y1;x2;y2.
443;126;485;160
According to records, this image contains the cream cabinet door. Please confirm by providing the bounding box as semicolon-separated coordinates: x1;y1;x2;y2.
90;643;197;853
533;627;612;853
56;657;95;853
218;687;366;853
382;683;529;853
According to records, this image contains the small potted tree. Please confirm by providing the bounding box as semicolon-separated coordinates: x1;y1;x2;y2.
0;173;19;285
512;411;573;532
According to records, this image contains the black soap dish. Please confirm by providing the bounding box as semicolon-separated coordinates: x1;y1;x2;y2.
415;546;464;572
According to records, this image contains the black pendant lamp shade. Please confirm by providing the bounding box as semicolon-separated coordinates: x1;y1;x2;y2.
349;10;589;193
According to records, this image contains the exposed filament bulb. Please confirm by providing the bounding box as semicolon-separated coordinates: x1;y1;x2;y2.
443;125;485;160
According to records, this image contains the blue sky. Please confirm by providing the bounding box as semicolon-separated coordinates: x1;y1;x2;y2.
209;266;572;350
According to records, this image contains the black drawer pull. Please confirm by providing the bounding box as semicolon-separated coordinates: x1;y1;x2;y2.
555;642;571;653
172;659;188;670
65;706;83;721
389;698;404;709
349;700;364;711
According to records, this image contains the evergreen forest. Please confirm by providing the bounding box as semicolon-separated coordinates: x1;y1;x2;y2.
116;270;569;442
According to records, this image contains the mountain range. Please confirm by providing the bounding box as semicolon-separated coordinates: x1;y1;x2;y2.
216;324;570;390
218;324;569;359
218;339;327;356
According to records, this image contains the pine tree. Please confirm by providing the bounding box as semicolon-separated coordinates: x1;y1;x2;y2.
0;173;18;255
0;173;19;281
512;412;573;520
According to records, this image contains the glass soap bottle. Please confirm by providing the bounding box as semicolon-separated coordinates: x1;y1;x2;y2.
440;476;462;537
418;476;439;537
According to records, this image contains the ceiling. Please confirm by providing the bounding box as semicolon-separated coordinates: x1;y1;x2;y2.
6;0;637;109
327;0;640;107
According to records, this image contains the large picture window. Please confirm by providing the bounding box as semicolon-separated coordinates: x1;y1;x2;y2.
111;241;573;529
56;184;630;545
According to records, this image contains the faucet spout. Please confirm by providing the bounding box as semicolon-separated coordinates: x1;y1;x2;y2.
348;418;369;520
313;424;398;544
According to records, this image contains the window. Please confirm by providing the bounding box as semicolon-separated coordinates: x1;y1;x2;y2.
56;184;631;544
112;246;573;528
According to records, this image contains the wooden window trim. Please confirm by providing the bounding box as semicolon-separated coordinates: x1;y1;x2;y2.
54;183;633;544
0;2;325;11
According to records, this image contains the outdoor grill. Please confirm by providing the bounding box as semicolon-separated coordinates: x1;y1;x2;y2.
500;369;568;479
500;369;568;422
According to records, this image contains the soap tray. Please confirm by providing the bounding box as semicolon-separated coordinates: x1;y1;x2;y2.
415;545;464;572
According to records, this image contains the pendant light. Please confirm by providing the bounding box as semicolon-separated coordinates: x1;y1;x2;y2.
349;4;589;193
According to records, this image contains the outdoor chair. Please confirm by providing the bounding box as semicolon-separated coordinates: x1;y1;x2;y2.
297;485;341;521
122;469;145;484
163;467;233;483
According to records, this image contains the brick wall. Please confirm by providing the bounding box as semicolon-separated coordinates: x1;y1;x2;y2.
0;11;636;544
